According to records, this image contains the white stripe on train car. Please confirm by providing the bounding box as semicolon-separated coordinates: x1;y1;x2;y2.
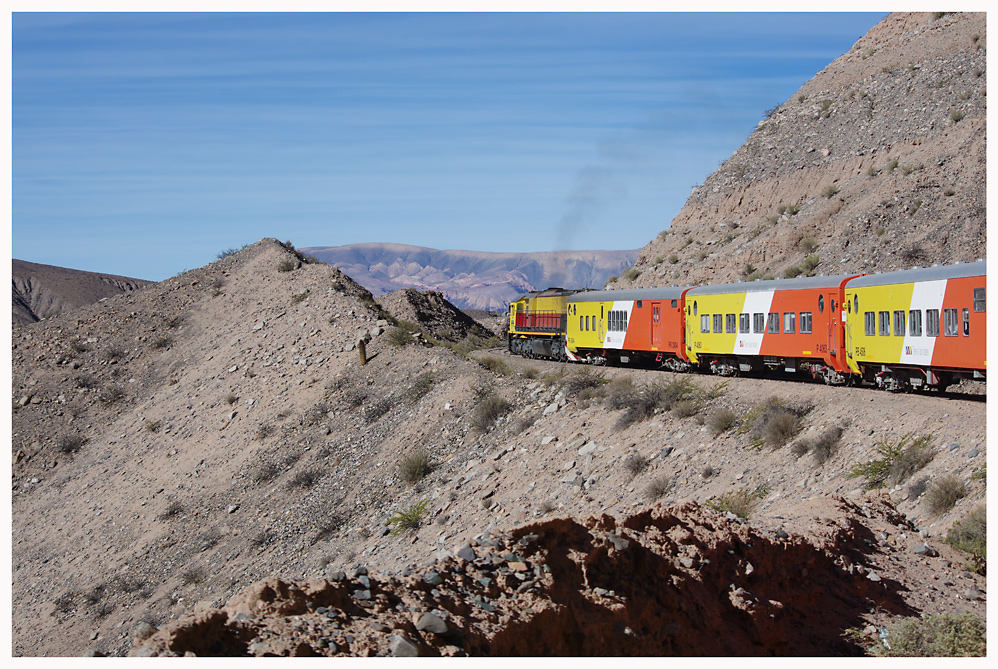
602;300;636;350
732;290;775;354
900;279;946;366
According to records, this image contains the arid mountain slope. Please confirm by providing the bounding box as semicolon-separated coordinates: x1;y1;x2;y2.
618;12;985;289
301;243;640;311
11;239;985;657
12;259;152;326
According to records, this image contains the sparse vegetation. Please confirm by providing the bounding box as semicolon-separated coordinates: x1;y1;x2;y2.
821;184;839;198
623;453;648;477
74;373;97;389
848;433;935;489
471;394;512;432
799;237;818;253
562;366;607;396
707;408;739;436
276;258;297;273
669;254;679;264
103;346;127;362
706;486;770;518
216;246;247;259
181;568;206;586
745;397;812;449
945;505;985;574
255;422;275;440
158;501;183;521
623;267;641;281
290;290;309;305
98;385;126;405
949;109;965;123
150;335;173;350
57;434;86;455
386;321;421;347
363;396;394;423
847;612;985;657
143;420;162;433
671;399;699;418
644;475;673;502
478;354;513;376
251;462;281;484
791;425;843;464
925;475;966;515
287;468;323;489
387;500;428;535
403;373;434;404
69;338;89;353
398;450;432;484
225;393;238;405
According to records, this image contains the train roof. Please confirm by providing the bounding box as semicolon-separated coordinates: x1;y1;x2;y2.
845;260;986;288
568;286;690;303
512;287;577;300
686;273;860;296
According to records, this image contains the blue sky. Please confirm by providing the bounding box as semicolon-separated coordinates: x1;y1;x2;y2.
12;11;887;281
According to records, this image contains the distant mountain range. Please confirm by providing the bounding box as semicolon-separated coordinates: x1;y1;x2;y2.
300;243;641;312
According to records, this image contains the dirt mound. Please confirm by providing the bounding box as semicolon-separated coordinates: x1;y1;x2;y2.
131;497;917;656
378;287;495;341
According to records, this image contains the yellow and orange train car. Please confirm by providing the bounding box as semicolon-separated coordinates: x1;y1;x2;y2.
508;260;985;391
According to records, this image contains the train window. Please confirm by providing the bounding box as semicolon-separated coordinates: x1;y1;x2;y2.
671;299;678;308
753;313;765;334
974;287;985;312
601;306;604;320
854;295;859;313
580;316;584;332
818;295;824;314
943;308;958;336
739;313;750;333
653;306;660;324
767;313;780;334
926;309;940;337
864;312;876;336
783;312;796;334
963;308;970;336
700;315;710;333
693;301;698;315
893;310;905;337
713;314;723;334
909;310;922;337
725;313;736;333
800;312;812;334
636;301;643;308
879;311;890;337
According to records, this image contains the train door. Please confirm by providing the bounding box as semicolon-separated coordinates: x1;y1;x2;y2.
824;292;838;359
651;302;662;348
599;305;605;341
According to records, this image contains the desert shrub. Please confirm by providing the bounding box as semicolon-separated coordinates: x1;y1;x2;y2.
158;501;183;521
98;385;126;405
821;184;839;198
472;379;496;403
516;412;540;432
706;486;770;518
669;254;679;264
398;450;432;484
850;612;985;657
387;500;428;535
925;475;966;515
949;109;964;123
386;321;421;347
250;529;275;548
311;514;346;545
216;247;245;259
623;268;641;281
69;338;89;353
901;243;927;262
143;420;162;433
344;389;368;409
801;254;820;274
164;315;184;329
848;433;934;489
707;408;739;436
255;422;275;440
799;237;818;252
945;505;985;573
478;355;513;376
671;399;700;418
606;275;618;285
103;346;127;362
404;373;434;404
701;465;715;479
793;425;843;464
181;568;205;586
783;265;803;279
225;393;238;405
562;366;607;396
290;290;309;305
521;366;539;379
538;499;557;515
57;434;86;455
623;453;648;477
472;395;512;432
287;468;323;489
364;396;394;423
252;462;281;484
644;475;673;502
745;397;811;449
276;258;297;272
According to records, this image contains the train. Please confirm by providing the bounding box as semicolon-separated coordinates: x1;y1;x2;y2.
507;260;986;392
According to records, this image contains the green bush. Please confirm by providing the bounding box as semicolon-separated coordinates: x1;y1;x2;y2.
821;184;839;198
472;394;511;432
478;354;513;376
706;486;770;518
848;433;934;489
386;321;420;347
623;268;641;281
562;366;607;395
387;500;428;535
276;258;297;272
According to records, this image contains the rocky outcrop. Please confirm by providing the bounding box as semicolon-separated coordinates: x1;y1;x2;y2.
378;288;494;341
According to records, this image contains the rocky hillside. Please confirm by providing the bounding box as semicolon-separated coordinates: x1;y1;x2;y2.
618;12;985;289
11;238;986;657
12;259;152;326
301;243;640;311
